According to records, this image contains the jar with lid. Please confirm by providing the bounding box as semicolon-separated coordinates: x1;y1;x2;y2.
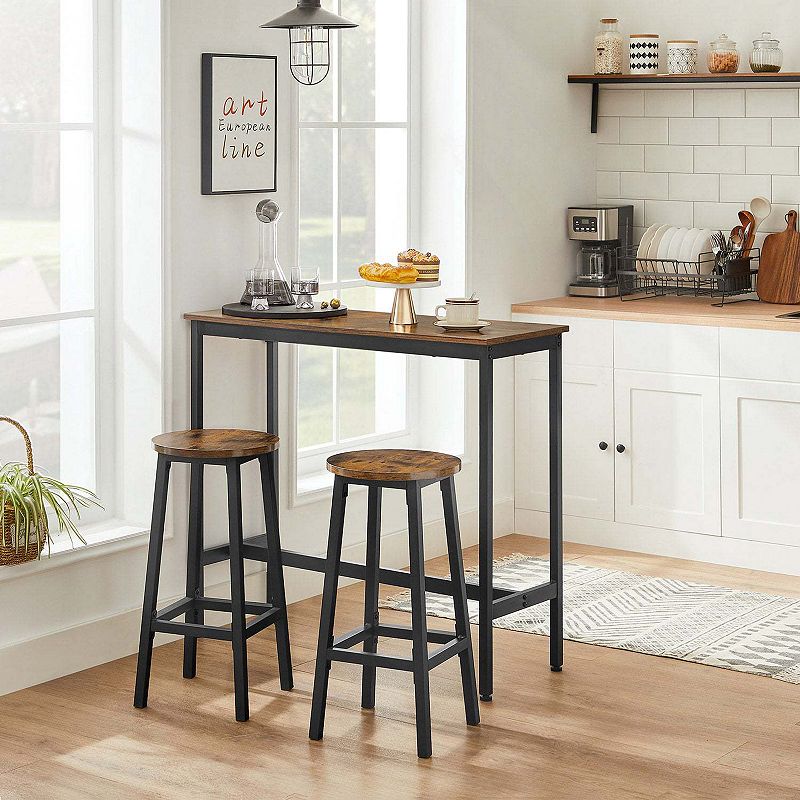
750;32;782;73
594;18;623;74
708;33;739;73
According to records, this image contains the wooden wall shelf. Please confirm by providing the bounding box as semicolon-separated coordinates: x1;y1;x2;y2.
568;73;800;132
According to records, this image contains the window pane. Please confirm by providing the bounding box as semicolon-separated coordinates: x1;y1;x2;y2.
339;128;406;281
0;317;95;489
0;130;95;321
338;349;375;440
297;345;334;449
0;0;94;123
341;0;407;122
299;128;335;283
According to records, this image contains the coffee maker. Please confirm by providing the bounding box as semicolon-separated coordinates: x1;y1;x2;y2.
567;204;633;297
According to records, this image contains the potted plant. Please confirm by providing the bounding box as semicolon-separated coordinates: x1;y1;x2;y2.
0;417;101;566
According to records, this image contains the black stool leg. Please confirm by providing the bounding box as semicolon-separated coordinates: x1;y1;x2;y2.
441;477;480;727
309;476;348;741
226;460;249;722
406;481;432;759
259;453;293;691
134;454;171;709
183;462;204;679
361;485;382;709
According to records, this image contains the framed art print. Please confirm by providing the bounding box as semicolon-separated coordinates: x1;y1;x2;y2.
201;53;278;195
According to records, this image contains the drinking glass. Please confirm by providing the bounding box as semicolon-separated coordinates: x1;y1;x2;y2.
291;267;320;310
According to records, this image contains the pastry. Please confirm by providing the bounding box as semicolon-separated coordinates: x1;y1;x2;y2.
358;262;418;284
398;249;440;282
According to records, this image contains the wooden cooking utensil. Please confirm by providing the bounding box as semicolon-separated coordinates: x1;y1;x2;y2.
729;225;744;252
739;210;756;252
757;210;800;304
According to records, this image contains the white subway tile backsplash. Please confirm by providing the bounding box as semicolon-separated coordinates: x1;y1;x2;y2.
620;171;668;200
719;117;771;146
771;176;800;205
693;201;745;230
644;200;693;228
693;89;745;118
596;116;620;144
669;118;718;145
760;204;800;232
620;117;669;145
597;144;644;171
644;90;692;118
746;146;798;176
645;145;693;173
694;145;745;174
596;171;621;197
599;89;644;117
772;118;800;146
668;173;719;202
746;89;799;118
719;174;772;203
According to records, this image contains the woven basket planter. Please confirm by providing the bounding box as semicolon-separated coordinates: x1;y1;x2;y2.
0;417;46;566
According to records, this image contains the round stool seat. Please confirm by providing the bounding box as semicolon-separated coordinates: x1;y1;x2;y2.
152;429;279;459
326;449;460;482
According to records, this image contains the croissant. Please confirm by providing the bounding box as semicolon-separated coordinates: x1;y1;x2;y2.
358;262;418;284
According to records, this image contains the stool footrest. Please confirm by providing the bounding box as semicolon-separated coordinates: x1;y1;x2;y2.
326;623;464;671
151;597;281;641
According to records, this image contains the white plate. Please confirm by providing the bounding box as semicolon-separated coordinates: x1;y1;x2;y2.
434;320;492;332
656;226;679;260
678;227;701;264
646;224;672;262
636;224;660;260
666;227;690;263
690;228;714;273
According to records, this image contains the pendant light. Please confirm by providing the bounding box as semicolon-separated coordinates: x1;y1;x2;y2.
261;0;357;86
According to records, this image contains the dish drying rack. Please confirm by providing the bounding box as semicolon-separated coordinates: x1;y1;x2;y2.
617;245;760;306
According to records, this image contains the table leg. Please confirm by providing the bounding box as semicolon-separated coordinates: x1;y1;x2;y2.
265;340;279;606
478;354;493;701
549;336;564;671
190;321;204;429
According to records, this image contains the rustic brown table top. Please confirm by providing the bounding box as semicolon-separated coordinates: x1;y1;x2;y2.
184;309;567;347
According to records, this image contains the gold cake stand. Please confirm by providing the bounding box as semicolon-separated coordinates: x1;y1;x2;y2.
364;280;441;328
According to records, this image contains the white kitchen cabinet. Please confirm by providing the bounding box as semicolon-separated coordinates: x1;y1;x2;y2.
614;369;721;535
721;378;800;546
515;359;614;521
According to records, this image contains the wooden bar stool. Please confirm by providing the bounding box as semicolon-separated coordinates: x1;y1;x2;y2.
133;429;293;722
309;449;480;759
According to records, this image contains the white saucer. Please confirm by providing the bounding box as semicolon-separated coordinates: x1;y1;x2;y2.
434;320;492;332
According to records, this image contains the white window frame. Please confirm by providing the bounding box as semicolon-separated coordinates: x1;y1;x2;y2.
290;0;421;503
0;0;115;526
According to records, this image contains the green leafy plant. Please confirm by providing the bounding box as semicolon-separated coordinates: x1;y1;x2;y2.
0;461;102;558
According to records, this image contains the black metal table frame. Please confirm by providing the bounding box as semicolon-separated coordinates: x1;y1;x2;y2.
189;318;563;700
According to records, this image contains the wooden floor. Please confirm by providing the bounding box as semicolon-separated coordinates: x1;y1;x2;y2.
2;534;800;800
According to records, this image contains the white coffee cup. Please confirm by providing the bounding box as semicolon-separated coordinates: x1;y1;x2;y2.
435;297;480;325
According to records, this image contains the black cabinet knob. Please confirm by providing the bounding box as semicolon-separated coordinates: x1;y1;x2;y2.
598;441;608;450
616;444;626;453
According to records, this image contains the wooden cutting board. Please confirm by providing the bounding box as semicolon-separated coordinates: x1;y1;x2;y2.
757;210;800;304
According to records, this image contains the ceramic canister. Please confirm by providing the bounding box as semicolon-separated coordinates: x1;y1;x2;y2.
629;34;660;73
667;40;699;74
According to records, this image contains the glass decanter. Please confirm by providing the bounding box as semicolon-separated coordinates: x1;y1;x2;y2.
240;199;295;306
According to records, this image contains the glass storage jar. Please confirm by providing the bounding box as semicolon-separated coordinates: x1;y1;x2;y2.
594;18;623;74
750;32;782;73
708;33;739;73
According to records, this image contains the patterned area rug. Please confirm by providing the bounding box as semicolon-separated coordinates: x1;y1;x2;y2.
379;554;800;684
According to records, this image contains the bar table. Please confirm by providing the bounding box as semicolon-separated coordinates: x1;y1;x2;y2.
184;309;567;700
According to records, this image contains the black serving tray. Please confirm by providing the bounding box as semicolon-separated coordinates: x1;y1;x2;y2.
221;302;348;320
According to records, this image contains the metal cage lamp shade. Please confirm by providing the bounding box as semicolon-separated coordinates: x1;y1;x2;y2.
261;0;357;86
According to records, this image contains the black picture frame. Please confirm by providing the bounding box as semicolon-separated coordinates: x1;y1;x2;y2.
201;53;278;195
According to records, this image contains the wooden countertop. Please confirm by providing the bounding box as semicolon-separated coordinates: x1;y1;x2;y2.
185;308;568;347
511;296;800;332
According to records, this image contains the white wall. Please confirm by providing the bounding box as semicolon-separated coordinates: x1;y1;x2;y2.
466;0;596;513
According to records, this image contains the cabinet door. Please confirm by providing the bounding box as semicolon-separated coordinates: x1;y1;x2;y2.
515;358;614;520
721;378;800;546
614;369;720;535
